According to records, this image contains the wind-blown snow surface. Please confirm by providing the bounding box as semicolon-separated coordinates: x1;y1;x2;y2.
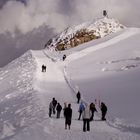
0;27;140;139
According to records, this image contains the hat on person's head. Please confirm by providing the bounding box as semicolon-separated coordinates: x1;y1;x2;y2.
68;103;71;108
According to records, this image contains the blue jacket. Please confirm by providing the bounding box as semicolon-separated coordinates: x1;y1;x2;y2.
79;103;85;112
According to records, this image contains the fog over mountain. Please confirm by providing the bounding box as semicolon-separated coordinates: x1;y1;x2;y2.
0;0;140;67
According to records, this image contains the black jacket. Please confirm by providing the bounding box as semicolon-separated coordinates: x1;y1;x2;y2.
76;91;81;99
52;99;57;107
101;103;107;113
56;104;62;112
64;107;72;118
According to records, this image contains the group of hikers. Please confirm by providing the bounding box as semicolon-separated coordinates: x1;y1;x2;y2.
49;97;72;129
49;91;107;132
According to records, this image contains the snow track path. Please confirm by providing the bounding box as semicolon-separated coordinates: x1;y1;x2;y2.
32;50;75;106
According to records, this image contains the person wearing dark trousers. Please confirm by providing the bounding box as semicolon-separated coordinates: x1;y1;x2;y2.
100;102;107;121
76;91;81;104
83;119;90;132
82;104;92;132
64;104;72;130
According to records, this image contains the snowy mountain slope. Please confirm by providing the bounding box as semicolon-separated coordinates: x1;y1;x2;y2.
0;51;45;139
65;28;139;61
0;27;140;140
66;28;140;129
12;43;139;139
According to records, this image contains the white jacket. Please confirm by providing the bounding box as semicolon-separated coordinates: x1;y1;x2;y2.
82;106;92;119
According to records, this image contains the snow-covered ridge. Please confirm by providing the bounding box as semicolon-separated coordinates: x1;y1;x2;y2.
45;17;125;51
0;50;45;139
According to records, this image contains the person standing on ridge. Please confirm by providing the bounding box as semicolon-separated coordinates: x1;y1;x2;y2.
56;103;62;118
49;101;53;117
52;98;57;114
62;54;66;61
63;102;67;117
76;91;81;104
64;103;72;130
82;104;92;132
100;102;107;121
90;102;97;121
78;101;85;120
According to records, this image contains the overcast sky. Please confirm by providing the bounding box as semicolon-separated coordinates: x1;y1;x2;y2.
0;0;140;67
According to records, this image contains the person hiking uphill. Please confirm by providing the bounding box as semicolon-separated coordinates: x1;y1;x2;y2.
78;101;85;120
63;102;67;117
56;103;62;118
76;91;81;104
90;102;97;121
100;102;107;121
49;101;53;117
52;98;57;114
64;104;72;130
62;54;66;61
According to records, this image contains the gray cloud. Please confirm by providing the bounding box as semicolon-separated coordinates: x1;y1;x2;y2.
0;0;140;35
0;26;55;67
0;0;27;8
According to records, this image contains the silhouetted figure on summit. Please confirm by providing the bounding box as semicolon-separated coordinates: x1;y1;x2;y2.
103;10;108;17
